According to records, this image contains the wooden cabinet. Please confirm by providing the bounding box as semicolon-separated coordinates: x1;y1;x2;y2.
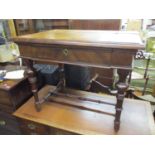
0;65;32;134
14;19;120;34
40;19;69;29
0;78;32;110
69;19;120;30
14;19;69;35
14;19;35;35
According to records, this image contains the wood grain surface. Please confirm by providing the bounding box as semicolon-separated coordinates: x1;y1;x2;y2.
13;30;144;49
13;85;155;135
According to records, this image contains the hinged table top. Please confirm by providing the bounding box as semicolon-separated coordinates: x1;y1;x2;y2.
13;30;144;49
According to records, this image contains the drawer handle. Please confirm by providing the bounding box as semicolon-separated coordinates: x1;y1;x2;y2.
0;120;6;126
62;49;69;56
27;123;36;130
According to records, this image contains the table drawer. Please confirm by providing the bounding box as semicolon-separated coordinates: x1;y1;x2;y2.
0;111;21;134
19;45;112;67
18;119;49;135
111;49;134;67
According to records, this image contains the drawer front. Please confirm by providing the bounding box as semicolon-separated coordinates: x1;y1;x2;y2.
18;119;78;135
0;111;21;134
111;49;134;67
50;127;78;135
0;90;11;105
18;119;49;135
0;128;19;135
19;45;112;67
0;104;14;114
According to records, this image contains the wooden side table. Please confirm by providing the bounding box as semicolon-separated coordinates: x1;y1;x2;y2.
13;30;144;131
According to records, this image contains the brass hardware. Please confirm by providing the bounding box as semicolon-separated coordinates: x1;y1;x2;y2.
0;120;6;126
62;49;69;56
27;123;36;130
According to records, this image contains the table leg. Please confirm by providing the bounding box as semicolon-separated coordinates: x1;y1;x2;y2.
114;69;129;132
58;64;65;89
25;59;41;112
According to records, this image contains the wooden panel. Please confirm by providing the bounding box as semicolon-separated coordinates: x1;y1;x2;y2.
0;111;21;134
13;30;144;50
69;19;121;30
0;128;19;135
18;44;136;69
33;19;69;31
0;78;31;107
111;49;134;66
17;118;78;135
0;90;11;105
19;44;114;67
14;19;35;36
49;127;78;135
10;78;32;108
18;118;49;135
13;85;155;135
0;104;14;114
50;19;69;29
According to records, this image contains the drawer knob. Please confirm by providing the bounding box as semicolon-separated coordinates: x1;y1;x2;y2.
0;120;6;126
62;49;69;56
27;123;36;130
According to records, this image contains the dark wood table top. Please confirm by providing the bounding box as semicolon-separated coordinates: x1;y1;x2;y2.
13;30;144;50
13;85;155;135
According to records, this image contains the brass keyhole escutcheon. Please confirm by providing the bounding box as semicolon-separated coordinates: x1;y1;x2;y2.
0;120;6;126
28;123;36;130
63;49;69;56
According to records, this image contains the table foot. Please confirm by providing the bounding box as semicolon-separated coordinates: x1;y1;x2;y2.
35;102;41;112
114;120;120;132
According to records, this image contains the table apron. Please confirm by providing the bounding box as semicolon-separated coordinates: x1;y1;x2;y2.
19;44;136;69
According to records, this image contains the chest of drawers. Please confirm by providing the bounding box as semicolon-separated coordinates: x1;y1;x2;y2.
0;71;32;134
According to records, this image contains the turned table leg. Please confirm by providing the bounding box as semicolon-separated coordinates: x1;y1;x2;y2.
25;59;41;111
114;69;129;132
58;64;65;89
